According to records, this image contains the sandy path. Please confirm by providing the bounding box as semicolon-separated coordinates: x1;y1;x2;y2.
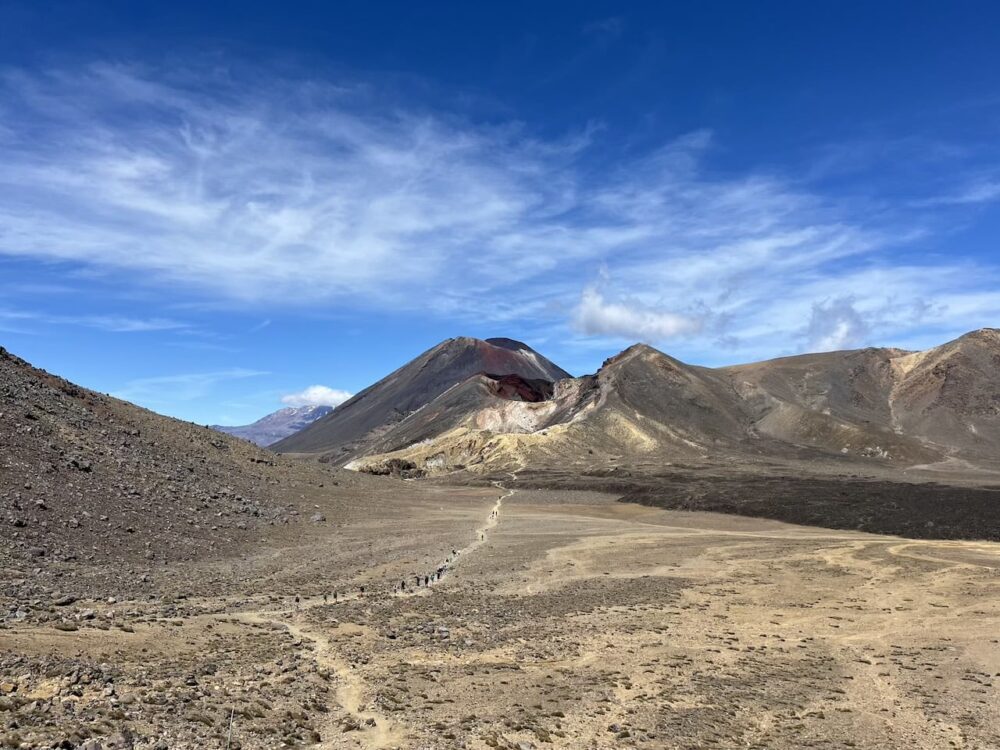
228;610;403;749
5;483;997;749
217;480;515;749
445;478;511;563
428;491;1000;749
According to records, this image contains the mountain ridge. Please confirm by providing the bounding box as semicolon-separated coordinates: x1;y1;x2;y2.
213;404;334;446
345;329;1000;477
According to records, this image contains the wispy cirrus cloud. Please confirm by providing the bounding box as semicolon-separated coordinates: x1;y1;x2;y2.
2;61;999;365
914;179;1000;206
76;315;188;332
0;62;578;306
0;306;189;333
111;368;269;409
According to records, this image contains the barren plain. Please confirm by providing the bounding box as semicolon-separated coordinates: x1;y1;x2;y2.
3;475;997;750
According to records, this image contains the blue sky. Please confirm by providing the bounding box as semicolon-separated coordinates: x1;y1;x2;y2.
2;1;999;425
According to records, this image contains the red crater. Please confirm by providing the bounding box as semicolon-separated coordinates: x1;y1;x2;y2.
483;372;555;402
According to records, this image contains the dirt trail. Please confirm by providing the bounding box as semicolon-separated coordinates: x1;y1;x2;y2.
222;481;514;748
226;610;399;748
7;482;997;749
445;478;512;563
886;540;1000;568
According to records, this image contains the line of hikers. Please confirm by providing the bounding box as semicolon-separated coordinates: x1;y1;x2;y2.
299;495;505;605
397;565;449;592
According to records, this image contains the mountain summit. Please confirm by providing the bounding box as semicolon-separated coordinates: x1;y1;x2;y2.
271;337;569;459
213;405;334;447
345;329;1000;477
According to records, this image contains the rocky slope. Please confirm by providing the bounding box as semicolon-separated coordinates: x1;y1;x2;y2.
213;404;334;446
347;330;1000;477
889;328;1000;457
272;337;570;460
0;345;342;590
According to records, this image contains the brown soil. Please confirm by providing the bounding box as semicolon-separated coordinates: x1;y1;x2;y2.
3;478;997;749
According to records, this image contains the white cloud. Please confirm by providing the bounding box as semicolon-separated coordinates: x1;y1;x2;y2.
281;385;353;408
75;315;188;332
573;286;702;341
0;307;189;333
1;61;999;366
804;297;871;351
112;368;268;406
0;65;875;322
0;63;571;306
915;180;1000;206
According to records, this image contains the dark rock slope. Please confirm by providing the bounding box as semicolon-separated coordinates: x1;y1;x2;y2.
0;346;333;579
272;336;569;459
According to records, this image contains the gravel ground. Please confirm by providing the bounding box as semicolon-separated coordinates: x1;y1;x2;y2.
3;480;997;749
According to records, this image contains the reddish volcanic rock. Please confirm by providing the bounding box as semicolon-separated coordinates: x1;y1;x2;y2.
272;337;568;458
485;373;555;402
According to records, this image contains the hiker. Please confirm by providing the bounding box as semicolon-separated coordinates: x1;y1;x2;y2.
401;580;406;592
333;592;338;602
359;585;365;595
